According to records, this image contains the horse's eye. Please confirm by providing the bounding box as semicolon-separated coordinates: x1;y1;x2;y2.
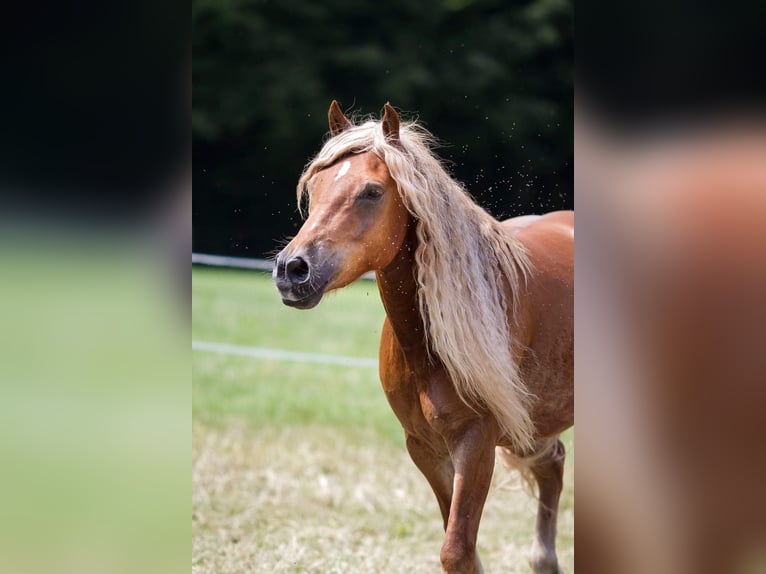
358;184;384;201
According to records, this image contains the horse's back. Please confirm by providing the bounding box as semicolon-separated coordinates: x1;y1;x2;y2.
504;210;573;238
503;211;573;288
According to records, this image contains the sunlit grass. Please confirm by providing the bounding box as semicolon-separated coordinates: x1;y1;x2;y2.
192;267;573;573
192;267;384;356
192;267;396;442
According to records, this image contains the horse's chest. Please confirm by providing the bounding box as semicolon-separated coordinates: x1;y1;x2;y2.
382;362;477;448
381;367;436;436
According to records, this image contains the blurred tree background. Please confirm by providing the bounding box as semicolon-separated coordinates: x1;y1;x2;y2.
193;0;572;257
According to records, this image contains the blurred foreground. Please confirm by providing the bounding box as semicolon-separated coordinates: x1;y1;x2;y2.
576;109;766;574
0;196;189;574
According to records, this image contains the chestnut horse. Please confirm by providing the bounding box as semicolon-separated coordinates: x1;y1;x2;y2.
274;101;573;574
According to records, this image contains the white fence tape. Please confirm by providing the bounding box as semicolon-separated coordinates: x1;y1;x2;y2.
192;252;375;280
192;340;378;369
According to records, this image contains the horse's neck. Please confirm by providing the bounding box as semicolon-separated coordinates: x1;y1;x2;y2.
375;225;429;361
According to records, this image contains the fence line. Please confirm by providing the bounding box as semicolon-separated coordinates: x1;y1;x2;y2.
192;340;378;369
192;252;274;271
192;252;375;280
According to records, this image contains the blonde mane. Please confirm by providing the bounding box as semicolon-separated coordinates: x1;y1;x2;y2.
297;119;536;452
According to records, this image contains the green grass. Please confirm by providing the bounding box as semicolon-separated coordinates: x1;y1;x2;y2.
193;266;384;355
192;267;573;573
192;267;399;442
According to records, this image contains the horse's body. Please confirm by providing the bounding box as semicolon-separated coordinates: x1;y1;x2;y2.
274;102;573;573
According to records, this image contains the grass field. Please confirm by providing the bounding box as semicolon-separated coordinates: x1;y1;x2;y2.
192;267;573;573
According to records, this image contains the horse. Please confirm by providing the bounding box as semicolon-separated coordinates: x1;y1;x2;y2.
273;101;573;574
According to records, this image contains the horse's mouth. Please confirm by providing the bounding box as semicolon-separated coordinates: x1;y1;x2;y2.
280;281;328;309
273;247;336;310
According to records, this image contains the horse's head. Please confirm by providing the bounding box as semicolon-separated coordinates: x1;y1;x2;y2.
274;101;411;309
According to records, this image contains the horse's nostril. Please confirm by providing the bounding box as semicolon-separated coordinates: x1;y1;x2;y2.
285;256;311;285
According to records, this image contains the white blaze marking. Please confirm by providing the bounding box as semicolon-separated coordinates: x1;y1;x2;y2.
334;160;351;181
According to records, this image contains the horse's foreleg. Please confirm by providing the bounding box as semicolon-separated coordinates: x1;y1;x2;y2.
528;439;566;574
439;421;496;574
406;434;454;529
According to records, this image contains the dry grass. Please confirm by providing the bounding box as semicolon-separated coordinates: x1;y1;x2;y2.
192;423;573;574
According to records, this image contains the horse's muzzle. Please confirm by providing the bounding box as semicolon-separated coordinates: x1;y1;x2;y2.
273;248;333;309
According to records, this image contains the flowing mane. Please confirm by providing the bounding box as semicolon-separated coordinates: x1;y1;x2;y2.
297;118;536;451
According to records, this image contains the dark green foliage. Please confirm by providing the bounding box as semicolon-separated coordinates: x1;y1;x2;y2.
193;0;572;256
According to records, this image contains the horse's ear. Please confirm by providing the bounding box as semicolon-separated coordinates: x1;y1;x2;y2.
328;100;352;137
381;102;400;144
